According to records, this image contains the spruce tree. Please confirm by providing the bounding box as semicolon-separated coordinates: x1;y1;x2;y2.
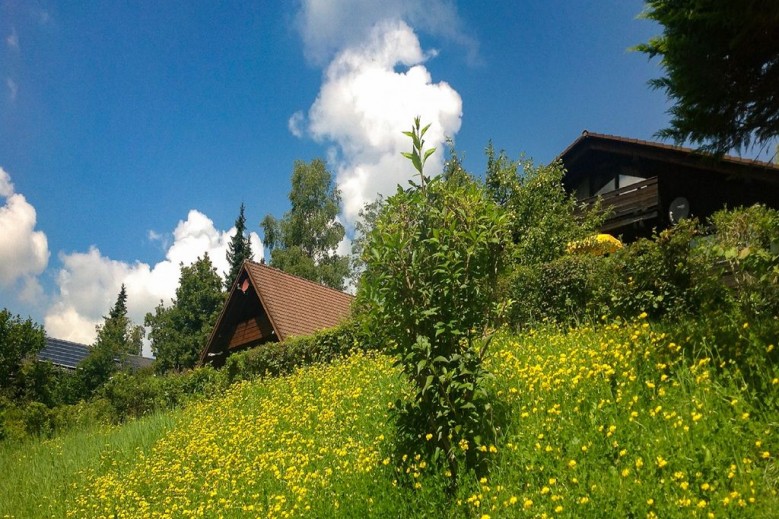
225;203;253;290
79;284;144;395
635;0;779;155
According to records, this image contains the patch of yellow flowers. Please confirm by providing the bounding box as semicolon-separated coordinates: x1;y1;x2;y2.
67;352;402;518
66;315;778;518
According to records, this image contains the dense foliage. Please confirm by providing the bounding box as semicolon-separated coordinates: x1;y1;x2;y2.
485;144;602;266
509;205;779;329
635;0;779;155
262;159;350;290
145;254;224;373
0;309;45;399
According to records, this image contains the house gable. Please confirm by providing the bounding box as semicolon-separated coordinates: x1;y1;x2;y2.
200;261;353;367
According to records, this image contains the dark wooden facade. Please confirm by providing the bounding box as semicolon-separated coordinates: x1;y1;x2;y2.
207;277;277;361
560;132;779;241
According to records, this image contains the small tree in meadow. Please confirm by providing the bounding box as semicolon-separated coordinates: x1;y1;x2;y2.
359;118;511;486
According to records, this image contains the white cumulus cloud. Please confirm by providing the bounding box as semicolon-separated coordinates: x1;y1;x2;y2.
44;210;262;352
295;0;477;66
296;20;462;225
0;167;50;290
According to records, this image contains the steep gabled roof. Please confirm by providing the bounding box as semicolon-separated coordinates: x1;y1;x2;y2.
200;261;353;365
245;261;353;341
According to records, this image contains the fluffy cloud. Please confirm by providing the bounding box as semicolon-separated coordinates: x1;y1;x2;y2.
44;210;262;350
295;0;477;66
0;167;50;290
293;20;462;225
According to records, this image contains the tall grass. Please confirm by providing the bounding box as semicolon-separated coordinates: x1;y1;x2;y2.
478;317;779;517
0;411;178;518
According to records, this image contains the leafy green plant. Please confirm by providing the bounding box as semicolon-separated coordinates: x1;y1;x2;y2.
603;219;725;319
359;118;510;486
706;204;779;318
485;145;604;266
508;254;606;327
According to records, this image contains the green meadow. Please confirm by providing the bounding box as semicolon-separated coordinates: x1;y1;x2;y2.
2;316;776;518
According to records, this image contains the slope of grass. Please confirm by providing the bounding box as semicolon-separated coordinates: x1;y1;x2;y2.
67;351;428;518
2;317;777;518
479;316;778;517
0;411;179;518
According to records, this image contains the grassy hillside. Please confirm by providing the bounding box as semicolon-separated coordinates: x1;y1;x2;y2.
2;317;777;518
0;412;179;518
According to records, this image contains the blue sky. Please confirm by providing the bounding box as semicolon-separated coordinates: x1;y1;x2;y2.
1;0;681;349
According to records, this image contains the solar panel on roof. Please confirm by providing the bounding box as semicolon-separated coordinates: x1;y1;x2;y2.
38;337;153;371
39;338;91;369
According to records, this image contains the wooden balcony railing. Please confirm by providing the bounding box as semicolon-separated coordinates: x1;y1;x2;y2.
578;176;660;232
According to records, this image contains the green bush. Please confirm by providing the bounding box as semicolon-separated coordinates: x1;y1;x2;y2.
505;209;776;328
21;401;53;437
224;320;371;385
360;119;510;485
706;204;779;318
603;219;723;319
99;372;166;422
508;254;605;327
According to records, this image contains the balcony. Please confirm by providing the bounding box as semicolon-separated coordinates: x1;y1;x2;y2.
578;176;659;232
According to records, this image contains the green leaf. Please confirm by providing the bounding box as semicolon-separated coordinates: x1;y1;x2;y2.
423;375;434;393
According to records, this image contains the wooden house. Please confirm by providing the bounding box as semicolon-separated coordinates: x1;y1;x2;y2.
559;131;779;241
199;261;354;367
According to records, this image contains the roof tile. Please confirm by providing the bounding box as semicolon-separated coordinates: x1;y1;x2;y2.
245;261;353;341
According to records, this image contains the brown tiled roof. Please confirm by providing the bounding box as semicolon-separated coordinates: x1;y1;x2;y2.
245;261;353;341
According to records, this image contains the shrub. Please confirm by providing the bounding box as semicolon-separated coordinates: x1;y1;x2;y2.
21;401;53;437
706;204;779;318
223;320;371;384
484;147;604;266
99;372;166;422
603;219;718;319
359;119;510;484
508;254;605;327
50;398;113;433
